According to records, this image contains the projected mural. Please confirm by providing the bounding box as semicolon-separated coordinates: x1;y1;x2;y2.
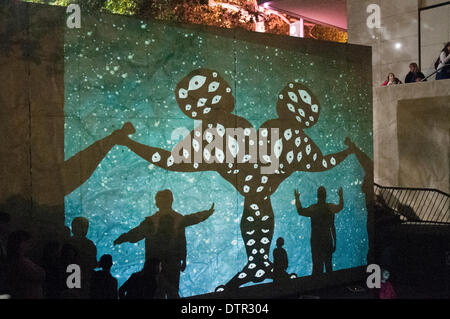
64;14;372;297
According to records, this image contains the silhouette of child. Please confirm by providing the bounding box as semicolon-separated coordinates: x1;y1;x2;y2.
66;217;97;297
90;254;118;299
379;269;396;299
272;237;289;282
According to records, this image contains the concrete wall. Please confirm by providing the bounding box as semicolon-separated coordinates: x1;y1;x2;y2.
373;79;450;192
347;0;420;86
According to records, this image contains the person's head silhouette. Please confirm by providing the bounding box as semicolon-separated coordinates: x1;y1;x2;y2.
155;189;173;211
317;186;327;203
71;217;89;237
99;254;113;272
276;237;284;248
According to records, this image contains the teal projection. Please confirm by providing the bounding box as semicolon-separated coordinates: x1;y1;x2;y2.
64;13;372;297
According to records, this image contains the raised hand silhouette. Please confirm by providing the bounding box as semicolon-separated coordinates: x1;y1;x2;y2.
117;68;353;290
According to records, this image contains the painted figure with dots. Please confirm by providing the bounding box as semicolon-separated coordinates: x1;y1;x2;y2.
112;68;355;290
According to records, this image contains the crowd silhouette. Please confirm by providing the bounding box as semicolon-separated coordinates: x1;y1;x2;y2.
0;143;377;299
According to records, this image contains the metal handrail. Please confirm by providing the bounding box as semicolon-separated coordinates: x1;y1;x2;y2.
374;183;450;224
421;62;450;81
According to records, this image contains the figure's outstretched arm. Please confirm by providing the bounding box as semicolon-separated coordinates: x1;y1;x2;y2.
345;139;373;174
294;189;313;217
183;203;215;227
118;131;212;173
295;137;353;173
62;122;135;196
113;219;152;245
329;188;344;214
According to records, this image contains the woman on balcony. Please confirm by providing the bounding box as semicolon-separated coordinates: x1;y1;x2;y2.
436;42;450;80
381;73;402;86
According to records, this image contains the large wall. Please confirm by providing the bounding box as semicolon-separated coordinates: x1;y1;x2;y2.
1;1;373;297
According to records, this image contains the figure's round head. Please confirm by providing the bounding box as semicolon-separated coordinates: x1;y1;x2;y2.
276;82;320;128
388;73;395;81
276;237;284;247
175;69;235;120
317;186;327;202
71;217;89;237
155;189;173;211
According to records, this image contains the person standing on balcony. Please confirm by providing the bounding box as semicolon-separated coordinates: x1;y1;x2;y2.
436;42;450;80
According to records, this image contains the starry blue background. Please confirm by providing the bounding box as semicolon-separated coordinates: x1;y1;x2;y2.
64;13;372;297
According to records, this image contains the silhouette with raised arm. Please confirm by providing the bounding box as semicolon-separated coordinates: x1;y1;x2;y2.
62;122;135;196
294;187;343;275
112;68;354;290
114;189;214;298
344;139;375;263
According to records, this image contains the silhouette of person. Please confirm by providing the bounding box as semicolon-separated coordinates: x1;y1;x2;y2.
119;258;161;299
294;187;343;275
7;230;46;299
58;243;82;299
90;254;118;299
66;217;97;297
41;241;63;299
114;189;215;298
272;237;289;283
344;140;375;263
0;212;11;295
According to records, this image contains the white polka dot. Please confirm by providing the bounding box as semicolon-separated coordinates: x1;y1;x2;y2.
247;239;255;246
152;152;161;162
208;81;219;92
286;150;294;164
197;98;207;107
284;129;292;140
212;95;222;104
288;91;298;103
299;89;311;105
178;88;188;99
167;155;174;167
188;75;206;91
